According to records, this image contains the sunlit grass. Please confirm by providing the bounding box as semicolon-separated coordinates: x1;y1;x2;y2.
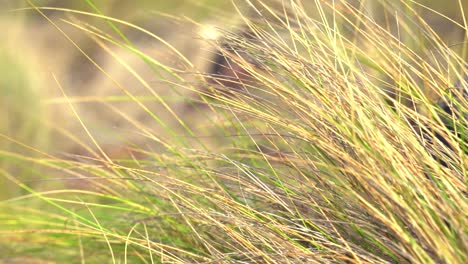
1;0;467;263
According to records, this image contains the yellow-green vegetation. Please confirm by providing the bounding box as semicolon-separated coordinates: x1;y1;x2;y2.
0;0;466;263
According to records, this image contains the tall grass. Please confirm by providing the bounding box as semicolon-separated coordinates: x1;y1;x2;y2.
1;0;466;263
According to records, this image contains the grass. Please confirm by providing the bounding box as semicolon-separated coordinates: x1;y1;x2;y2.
0;0;467;263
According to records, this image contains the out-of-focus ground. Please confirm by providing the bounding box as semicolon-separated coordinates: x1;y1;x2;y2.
1;0;241;199
1;0;467;199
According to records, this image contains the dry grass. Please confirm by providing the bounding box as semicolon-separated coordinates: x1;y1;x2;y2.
0;0;467;263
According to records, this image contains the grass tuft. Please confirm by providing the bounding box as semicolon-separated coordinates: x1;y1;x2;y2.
1;0;467;263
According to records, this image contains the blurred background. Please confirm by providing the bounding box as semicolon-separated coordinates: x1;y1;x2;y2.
0;0;240;199
1;0;467;199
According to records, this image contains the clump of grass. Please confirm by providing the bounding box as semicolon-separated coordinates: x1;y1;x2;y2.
1;0;467;263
